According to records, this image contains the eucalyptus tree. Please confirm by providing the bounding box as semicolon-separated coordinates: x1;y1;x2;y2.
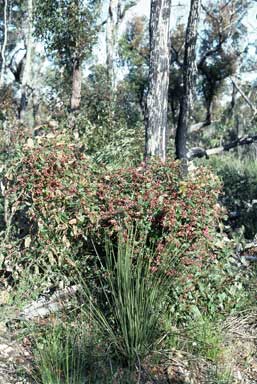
0;0;8;87
175;0;201;168
106;0;136;88
0;0;27;87
197;0;249;129
19;0;33;122
145;0;171;161
34;0;101;111
0;0;30;128
106;0;120;88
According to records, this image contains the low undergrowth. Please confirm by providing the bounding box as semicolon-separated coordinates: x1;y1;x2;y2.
1;131;246;320
0;131;254;383
209;154;257;239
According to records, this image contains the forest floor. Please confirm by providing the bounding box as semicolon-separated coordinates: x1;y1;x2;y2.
0;303;32;384
1;274;257;383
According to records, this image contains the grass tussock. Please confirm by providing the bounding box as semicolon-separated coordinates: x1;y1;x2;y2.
80;231;172;366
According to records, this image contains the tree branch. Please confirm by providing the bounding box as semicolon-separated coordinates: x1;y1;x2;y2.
189;119;219;133
170;45;183;68
119;1;137;20
198;37;225;70
231;77;257;116
198;4;231;69
188;133;257;160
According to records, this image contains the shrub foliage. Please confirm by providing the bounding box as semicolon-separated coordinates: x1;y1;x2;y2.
2;132;244;318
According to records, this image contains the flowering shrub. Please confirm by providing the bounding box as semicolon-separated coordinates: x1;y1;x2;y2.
96;161;222;267
94;161;245;319
2;132;245;318
2;132;100;279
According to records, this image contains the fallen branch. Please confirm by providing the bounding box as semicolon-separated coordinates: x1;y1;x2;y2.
189;119;219;133
188;133;257;160
241;255;257;262
19;285;79;320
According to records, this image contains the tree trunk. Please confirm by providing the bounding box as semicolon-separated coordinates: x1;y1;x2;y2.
70;59;82;111
175;0;201;166
106;0;120;88
19;0;33;123
145;0;171;161
0;0;8;88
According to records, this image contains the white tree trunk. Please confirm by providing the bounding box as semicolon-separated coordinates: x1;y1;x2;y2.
145;0;171;161
0;0;8;88
106;0;120;88
20;0;33;123
106;1;136;88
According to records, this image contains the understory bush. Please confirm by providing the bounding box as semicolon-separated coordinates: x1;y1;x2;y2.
209;155;257;239
1;131;246;319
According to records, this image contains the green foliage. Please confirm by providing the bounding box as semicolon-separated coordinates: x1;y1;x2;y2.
118;16;149;126
3;131;219;257
186;316;223;362
86;120;143;165
34;0;100;71
208;370;233;384
167;317;224;362
170;249;246;321
165;316;234;383
1;131;100;284
32;322;88;384
95;160;245;320
119;16;149;70
76;65;144;165
31;317;133;384
1;132;246;320
30;314;154;383
210;155;257;239
81;230;172;366
199;0;246;107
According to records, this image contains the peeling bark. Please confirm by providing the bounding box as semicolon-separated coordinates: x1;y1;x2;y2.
106;0;121;89
145;0;171;161
70;59;82;111
0;0;8;88
106;0;135;88
175;0;201;165
19;0;33;122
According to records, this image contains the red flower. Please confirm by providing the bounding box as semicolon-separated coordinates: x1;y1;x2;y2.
203;227;211;239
